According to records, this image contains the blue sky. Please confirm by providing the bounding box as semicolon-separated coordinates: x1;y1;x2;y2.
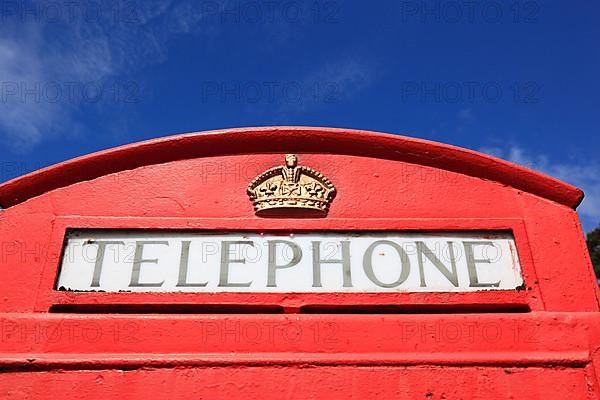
0;1;598;231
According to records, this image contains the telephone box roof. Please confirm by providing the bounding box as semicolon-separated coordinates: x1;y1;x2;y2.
0;126;584;209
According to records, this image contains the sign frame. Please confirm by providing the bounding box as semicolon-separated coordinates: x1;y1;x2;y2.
34;216;541;312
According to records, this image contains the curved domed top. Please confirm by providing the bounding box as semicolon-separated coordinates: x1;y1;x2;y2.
0;126;583;209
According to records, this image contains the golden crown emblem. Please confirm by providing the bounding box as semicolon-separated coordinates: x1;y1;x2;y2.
247;154;336;215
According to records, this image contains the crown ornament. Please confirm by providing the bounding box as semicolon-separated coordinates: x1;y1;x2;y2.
247;154;336;215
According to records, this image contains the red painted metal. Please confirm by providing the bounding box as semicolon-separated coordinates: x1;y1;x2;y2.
0;127;598;399
0;127;584;208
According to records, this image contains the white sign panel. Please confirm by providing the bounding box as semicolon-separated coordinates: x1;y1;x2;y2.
57;230;523;292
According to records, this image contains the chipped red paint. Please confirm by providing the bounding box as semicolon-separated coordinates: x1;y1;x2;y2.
0;127;598;399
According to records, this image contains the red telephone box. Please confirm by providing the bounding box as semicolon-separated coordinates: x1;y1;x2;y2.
0;127;599;399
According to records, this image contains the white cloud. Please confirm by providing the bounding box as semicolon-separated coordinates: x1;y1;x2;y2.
0;1;374;150
479;145;600;231
275;57;374;116
0;1;223;152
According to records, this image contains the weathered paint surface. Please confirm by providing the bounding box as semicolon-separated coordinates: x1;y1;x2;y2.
0;127;598;399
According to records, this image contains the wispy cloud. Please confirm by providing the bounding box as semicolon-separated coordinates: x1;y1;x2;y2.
0;1;225;152
479;145;600;231
0;1;374;150
275;57;375;117
0;28;69;151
